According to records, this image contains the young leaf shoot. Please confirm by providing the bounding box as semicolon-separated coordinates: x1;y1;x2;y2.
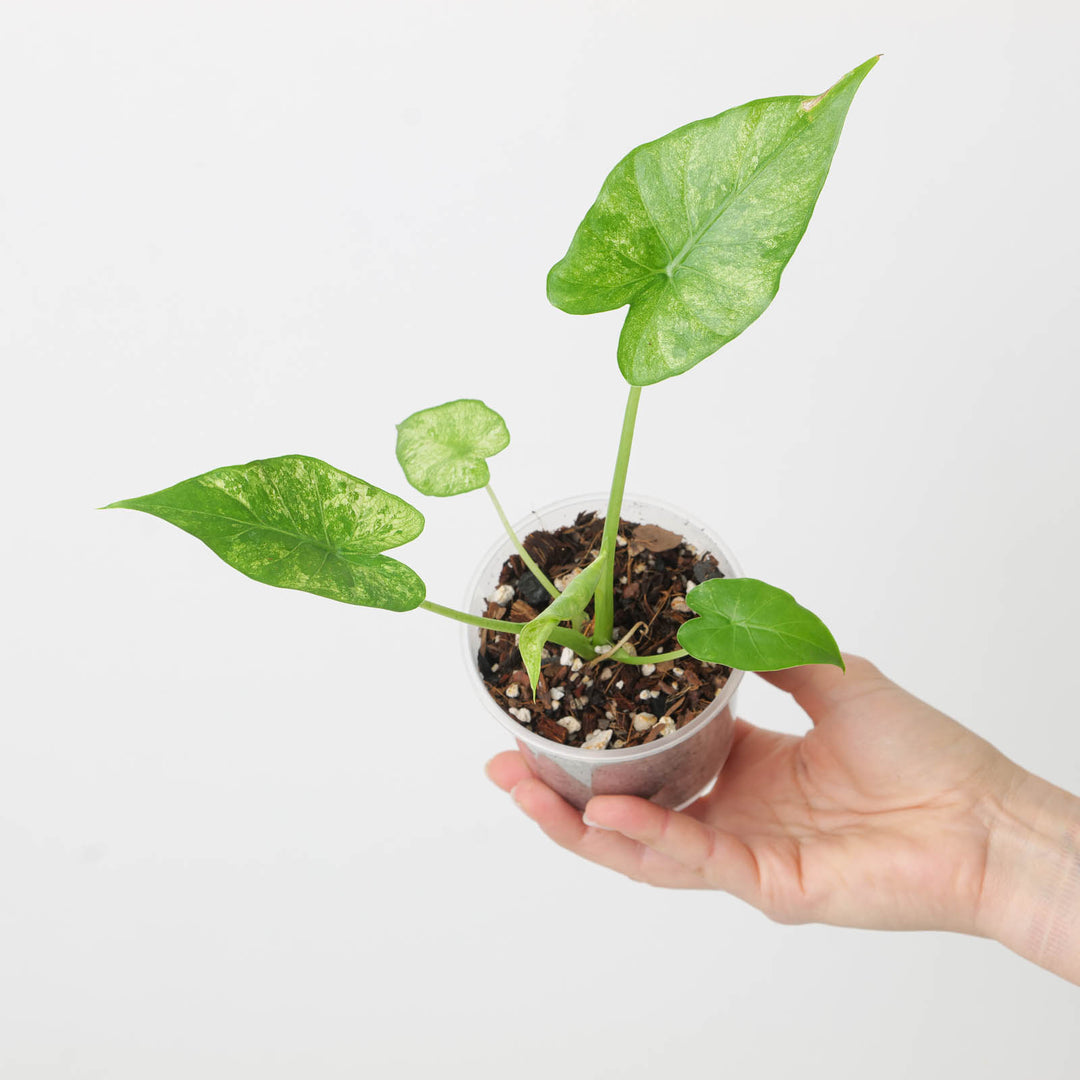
518;554;608;693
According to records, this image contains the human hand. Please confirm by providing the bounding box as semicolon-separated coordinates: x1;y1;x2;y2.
487;655;1021;935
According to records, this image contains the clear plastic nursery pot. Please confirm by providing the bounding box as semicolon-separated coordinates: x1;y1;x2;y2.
465;495;745;811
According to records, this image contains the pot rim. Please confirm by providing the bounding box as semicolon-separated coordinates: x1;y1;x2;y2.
462;492;746;763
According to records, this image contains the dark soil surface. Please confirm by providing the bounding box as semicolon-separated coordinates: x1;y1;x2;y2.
476;510;732;750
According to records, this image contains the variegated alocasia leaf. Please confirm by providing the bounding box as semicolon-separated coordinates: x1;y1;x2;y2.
396;399;510;497
677;577;843;670
519;555;607;693
106;455;426;611
548;56;878;386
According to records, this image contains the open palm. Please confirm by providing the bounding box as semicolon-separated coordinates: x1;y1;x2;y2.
487;656;1020;934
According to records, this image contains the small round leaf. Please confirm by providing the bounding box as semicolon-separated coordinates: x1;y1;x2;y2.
396;399;510;497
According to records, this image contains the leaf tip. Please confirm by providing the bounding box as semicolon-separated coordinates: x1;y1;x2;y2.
847;54;882;89
820;636;845;671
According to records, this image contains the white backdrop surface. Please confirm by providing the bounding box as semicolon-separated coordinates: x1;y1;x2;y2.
2;2;1078;1076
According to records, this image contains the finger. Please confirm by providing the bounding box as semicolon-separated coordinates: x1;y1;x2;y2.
484;750;533;793
510;777;706;889
755;653;890;724
583;795;762;907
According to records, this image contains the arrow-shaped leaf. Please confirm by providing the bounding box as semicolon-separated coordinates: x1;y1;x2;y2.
548;57;877;386
518;554;608;694
106;455;427;611
396;398;510;497
676;577;843;670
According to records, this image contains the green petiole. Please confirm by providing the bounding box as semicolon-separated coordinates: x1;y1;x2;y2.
419;600;594;660
592;384;641;645
606;648;688;666
485;485;560;601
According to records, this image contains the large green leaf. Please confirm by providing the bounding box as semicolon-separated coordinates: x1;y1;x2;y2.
548;57;877;385
519;554;608;694
677;577;843;670
106;455;426;611
396;399;510;497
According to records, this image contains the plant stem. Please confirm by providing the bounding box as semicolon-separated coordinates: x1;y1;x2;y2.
419;601;595;660
593;384;642;645
485;485;560;600
607;648;688;666
547;626;598;659
420;599;523;633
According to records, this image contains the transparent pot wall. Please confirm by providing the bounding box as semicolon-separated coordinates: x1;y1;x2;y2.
465;495;745;811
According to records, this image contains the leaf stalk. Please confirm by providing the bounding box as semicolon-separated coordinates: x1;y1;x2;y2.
484;485;561;600
419;600;595;660
608;648;688;666
593;384;642;644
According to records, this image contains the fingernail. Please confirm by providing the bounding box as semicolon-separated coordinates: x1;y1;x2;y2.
582;812;613;830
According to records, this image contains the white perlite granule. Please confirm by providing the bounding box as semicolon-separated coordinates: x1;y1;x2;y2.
582;728;613;751
491;583;515;606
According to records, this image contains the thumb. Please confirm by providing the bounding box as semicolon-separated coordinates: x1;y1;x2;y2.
755;653;891;725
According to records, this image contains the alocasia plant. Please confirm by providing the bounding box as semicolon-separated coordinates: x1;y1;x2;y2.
108;58;878;724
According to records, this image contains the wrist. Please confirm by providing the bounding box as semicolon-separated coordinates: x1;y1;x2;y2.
977;767;1080;984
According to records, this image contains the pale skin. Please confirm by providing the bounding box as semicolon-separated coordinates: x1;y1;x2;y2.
486;655;1080;985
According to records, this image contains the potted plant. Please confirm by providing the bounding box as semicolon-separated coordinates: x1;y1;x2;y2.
106;57;876;808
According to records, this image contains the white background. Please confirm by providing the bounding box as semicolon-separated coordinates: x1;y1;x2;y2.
3;1;1078;1076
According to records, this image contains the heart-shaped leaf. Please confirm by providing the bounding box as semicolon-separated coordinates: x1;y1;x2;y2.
107;455;426;611
677;577;843;670
519;554;608;693
548;57;877;386
396;399;510;497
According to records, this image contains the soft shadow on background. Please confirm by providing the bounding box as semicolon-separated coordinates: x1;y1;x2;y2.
2;2;1077;1076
